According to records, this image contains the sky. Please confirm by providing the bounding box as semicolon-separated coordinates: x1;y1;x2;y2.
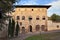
15;0;60;17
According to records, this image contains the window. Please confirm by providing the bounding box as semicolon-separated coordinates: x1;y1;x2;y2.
36;18;39;20
57;25;59;28
29;25;32;32
41;25;45;31
28;16;32;21
20;22;22;25
36;16;40;20
22;27;25;33
42;16;45;20
43;18;45;20
29;17;32;20
22;16;25;20
36;25;40;31
29;17;32;21
17;16;20;20
32;9;33;11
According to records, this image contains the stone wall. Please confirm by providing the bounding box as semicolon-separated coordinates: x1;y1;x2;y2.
47;20;60;31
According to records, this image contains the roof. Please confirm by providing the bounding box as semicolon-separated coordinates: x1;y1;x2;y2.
14;5;51;9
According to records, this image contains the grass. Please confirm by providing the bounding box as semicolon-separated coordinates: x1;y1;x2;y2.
25;32;60;40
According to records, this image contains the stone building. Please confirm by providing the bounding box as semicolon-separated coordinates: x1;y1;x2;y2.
12;5;51;33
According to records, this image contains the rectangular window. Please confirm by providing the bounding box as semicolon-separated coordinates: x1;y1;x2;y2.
29;17;32;20
36;18;39;20
42;16;45;20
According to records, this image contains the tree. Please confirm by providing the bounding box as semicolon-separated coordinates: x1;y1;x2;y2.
8;18;12;37
8;18;15;37
0;0;20;38
0;0;20;31
15;21;20;37
11;18;15;37
50;14;60;22
0;0;19;13
51;14;57;21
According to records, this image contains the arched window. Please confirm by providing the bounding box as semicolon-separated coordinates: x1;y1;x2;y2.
36;25;40;31
29;25;32;32
41;25;45;31
22;16;25;20
17;16;20;20
22;27;25;33
28;16;32;21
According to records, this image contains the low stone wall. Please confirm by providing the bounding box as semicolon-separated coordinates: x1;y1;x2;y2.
47;20;60;31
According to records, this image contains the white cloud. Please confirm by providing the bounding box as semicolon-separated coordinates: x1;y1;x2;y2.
48;0;60;7
46;0;60;16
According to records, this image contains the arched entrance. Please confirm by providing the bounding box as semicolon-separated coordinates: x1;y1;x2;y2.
41;25;45;31
36;25;40;31
29;25;32;32
22;27;25;33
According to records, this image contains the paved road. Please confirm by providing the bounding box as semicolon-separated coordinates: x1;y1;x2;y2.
9;30;60;40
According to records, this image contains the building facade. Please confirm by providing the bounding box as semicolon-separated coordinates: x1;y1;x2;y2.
12;5;51;33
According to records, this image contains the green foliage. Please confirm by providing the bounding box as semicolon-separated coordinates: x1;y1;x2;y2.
11;18;15;37
51;14;57;21
8;18;12;37
0;0;19;34
50;14;60;22
8;18;15;37
15;21;20;37
0;0;19;13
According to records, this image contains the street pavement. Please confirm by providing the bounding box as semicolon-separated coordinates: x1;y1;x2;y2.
9;30;60;40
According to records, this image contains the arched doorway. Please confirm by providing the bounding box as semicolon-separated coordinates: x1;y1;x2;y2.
41;25;45;31
22;27;25;33
29;25;32;32
36;25;40;31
